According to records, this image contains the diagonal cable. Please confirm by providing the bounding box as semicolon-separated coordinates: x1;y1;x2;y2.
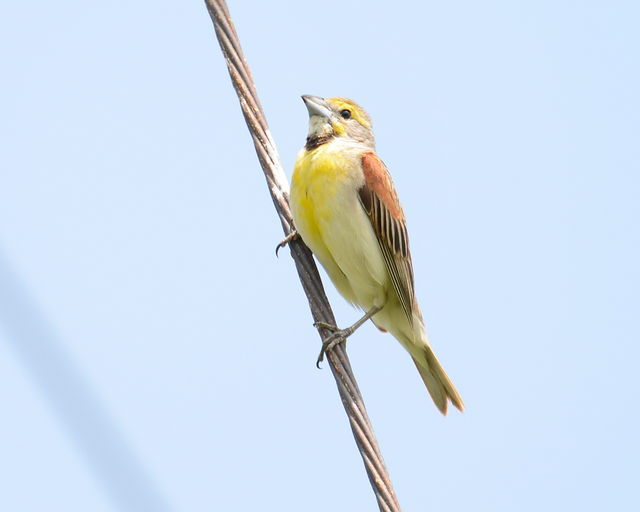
204;2;402;510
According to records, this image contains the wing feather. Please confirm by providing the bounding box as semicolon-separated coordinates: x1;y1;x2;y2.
358;152;415;324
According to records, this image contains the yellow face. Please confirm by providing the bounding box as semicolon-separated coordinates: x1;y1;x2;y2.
302;95;375;148
325;97;372;135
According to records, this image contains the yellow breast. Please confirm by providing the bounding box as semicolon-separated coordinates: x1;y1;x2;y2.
290;142;361;253
290;140;385;307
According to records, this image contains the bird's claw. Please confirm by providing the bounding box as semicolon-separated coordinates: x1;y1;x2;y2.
313;320;339;332
314;322;352;368
275;230;299;256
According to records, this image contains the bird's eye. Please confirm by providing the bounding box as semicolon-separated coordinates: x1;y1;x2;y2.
340;109;352;120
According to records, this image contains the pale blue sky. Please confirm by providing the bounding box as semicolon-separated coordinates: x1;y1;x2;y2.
1;1;638;511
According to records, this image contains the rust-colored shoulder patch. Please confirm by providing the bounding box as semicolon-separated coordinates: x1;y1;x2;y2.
358;151;415;323
361;152;404;220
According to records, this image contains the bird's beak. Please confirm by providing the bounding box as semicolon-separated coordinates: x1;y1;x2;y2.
302;95;332;119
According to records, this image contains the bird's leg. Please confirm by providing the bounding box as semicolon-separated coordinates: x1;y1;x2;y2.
314;305;382;367
275;230;299;256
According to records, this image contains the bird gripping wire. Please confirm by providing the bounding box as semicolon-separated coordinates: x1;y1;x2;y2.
205;2;402;510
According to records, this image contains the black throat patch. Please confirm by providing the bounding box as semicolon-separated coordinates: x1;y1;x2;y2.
305;133;334;151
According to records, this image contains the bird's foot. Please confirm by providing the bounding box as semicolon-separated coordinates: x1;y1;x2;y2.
314;321;354;368
313;307;383;367
275;230;299;256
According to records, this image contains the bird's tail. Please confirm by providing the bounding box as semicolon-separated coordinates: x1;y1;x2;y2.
411;345;464;415
373;303;464;414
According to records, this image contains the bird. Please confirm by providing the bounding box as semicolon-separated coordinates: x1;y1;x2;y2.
287;95;464;414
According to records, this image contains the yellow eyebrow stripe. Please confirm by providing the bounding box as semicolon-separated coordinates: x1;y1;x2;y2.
327;97;372;128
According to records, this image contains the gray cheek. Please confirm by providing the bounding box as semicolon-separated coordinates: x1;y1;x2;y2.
348;124;375;147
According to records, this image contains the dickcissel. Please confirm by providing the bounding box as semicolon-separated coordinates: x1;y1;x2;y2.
288;95;463;414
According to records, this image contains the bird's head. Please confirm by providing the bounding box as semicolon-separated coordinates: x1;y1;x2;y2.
302;95;375;150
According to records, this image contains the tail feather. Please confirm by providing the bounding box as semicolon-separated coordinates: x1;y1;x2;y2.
372;300;464;414
412;345;464;415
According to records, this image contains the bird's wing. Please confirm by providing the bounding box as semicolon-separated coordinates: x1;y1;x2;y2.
358;152;415;324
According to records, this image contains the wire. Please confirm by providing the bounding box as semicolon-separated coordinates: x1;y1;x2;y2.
205;2;402;510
